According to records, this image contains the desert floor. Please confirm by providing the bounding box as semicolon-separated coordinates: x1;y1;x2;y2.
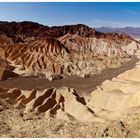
0;56;138;97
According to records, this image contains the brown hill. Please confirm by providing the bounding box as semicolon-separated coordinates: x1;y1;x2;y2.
0;21;134;43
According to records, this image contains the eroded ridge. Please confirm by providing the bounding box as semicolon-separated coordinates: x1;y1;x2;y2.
0;87;103;122
0;34;137;79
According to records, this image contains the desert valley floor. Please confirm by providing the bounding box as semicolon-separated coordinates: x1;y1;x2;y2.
0;55;138;96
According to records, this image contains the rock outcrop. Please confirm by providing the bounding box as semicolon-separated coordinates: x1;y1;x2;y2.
0;59;18;81
0;67;18;81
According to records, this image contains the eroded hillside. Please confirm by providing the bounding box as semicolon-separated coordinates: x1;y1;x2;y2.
0;21;140;138
0;22;139;79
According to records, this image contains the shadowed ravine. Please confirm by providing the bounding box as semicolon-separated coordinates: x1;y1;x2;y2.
0;55;138;96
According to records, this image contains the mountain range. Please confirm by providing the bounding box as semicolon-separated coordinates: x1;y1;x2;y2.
95;27;140;39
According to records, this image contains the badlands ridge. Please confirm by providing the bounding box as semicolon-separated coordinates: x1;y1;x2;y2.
0;22;139;79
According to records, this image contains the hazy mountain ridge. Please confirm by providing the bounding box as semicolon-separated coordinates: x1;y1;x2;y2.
95;27;140;39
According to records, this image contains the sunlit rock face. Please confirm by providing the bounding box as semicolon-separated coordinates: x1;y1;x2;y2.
0;35;130;79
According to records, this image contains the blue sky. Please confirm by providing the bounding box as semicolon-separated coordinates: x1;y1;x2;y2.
0;2;140;27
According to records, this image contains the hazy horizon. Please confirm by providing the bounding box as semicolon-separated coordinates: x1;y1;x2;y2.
1;20;140;29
